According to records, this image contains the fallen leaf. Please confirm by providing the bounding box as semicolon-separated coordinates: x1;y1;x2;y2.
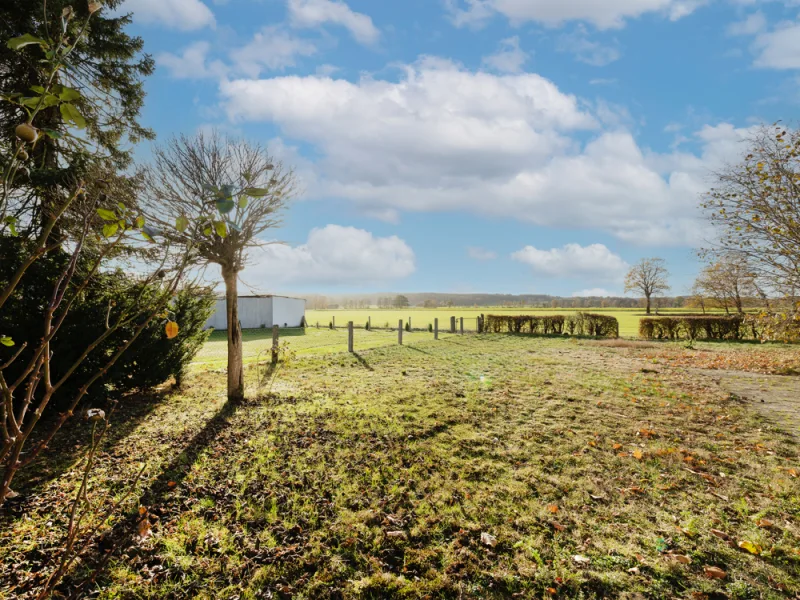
788;468;798;478
627;567;640;575
704;566;727;579
551;521;566;532
480;532;497;547
632;449;644;460
738;540;761;555
572;554;591;566
756;519;774;529
710;529;730;540
167;481;177;488
670;554;692;564
678;527;695;537
546;588;557;595
547;504;559;514
386;531;407;539
613;443;623;450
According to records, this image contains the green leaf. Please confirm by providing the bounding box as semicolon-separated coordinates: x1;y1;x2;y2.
243;187;269;197
3;216;17;237
58;86;81;102
8;34;49;51
175;215;189;233
214;221;228;238
59;103;86;128
216;199;235;214
97;208;117;221
41;128;63;140
237;197;248;209
135;216;145;229
102;222;119;238
203;226;212;236
0;335;14;347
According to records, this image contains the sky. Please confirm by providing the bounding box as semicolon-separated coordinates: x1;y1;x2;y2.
112;0;800;297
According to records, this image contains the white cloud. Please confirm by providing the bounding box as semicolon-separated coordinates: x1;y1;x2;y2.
727;11;766;36
753;19;800;69
482;36;530;73
116;0;215;30
512;243;629;279
557;26;621;66
572;288;614;297
158;42;227;79
219;58;756;245
288;0;379;44
445;0;704;30
589;78;618;85
230;26;318;77
243;225;415;287
158;28;317;80
467;247;498;260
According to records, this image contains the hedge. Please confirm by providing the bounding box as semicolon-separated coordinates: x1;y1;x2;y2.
566;313;619;338
485;313;619;338
485;315;566;335
639;315;745;340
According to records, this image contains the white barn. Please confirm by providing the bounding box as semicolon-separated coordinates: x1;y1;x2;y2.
205;295;306;330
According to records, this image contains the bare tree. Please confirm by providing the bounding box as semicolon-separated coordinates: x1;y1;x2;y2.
140;132;296;401
693;254;757;314
624;258;670;315
702;124;800;297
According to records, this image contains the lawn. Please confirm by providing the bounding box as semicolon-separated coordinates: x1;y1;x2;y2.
306;308;734;338
1;333;799;599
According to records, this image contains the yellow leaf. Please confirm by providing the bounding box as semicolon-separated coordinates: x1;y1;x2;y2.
738;540;761;555
165;321;179;339
613;443;623;450
632;449;644;460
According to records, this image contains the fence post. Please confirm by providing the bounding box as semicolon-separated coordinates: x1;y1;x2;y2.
434;318;439;340
348;321;354;353
332;316;335;328
398;320;403;345
368;316;371;330
460;317;464;335
271;325;279;364
450;316;456;334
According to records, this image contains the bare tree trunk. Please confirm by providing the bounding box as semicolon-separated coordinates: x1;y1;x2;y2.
645;294;651;315
222;266;244;402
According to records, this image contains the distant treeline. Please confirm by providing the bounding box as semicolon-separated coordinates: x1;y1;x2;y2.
301;293;721;310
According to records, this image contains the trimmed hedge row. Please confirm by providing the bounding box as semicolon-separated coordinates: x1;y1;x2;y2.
485;315;565;334
639;315;746;340
484;313;619;338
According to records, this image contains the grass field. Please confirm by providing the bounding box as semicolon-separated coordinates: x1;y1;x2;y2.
3;332;798;599
306;308;730;338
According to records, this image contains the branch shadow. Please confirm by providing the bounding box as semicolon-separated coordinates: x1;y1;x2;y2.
352;353;374;371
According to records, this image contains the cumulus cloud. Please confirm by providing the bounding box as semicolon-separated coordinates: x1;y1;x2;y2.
752;19;800;70
158;28;318;79
467;247;498;261
116;0;215;30
482;36;530;73
288;0;379;44
512;243;629;280
219;58;755;245
727;11;766;37
243;225;415;287
445;0;703;30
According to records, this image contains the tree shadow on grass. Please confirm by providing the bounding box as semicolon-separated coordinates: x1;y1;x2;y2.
61;394;246;598
352;353;374;371
4;388;169;507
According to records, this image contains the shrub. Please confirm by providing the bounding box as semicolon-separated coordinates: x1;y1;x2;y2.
485;315;576;335
0;236;215;407
639;315;745;340
745;311;800;343
565;313;619;338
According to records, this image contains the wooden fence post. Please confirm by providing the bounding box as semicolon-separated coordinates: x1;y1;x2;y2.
368;316;371;330
434;318;439;340
332;316;335;328
271;325;279;364
450;316;456;334
460;317;464;335
398;320;403;345
348;321;354;353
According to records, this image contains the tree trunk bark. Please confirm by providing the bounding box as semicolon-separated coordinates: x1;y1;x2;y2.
222;266;244;402
645;294;651;315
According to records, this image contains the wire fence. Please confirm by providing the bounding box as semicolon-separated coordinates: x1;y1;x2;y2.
192;325;468;368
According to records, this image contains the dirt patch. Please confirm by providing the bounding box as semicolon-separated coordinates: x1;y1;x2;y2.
703;369;800;437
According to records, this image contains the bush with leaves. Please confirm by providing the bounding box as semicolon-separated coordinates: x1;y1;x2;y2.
639;315;745;340
565;313;619;338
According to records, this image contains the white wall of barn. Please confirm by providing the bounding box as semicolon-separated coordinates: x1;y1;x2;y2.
204;297;305;330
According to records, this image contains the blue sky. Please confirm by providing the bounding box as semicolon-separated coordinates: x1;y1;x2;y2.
115;0;800;297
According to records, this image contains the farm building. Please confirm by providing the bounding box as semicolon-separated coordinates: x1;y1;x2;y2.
204;295;306;330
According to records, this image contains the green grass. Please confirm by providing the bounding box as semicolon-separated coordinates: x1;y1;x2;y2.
306;308;734;338
3;332;798;599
